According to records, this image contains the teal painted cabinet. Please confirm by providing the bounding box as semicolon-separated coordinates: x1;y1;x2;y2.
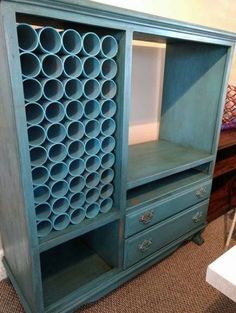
0;1;235;312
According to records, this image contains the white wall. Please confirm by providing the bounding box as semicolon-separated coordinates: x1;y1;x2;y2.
129;41;165;145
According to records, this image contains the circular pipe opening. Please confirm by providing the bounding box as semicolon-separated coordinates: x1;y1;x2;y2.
100;168;114;184
85;138;100;155
20;52;41;78
49;162;68;181
46;123;66;143
101;118;116;136
17;24;38;52
64;79;83;100
48;143;67;162
100;36;118;58
45;101;65;123
101;152;115;168
69;175;85;193
85;172;100;188
37;219;52;237
69;208;85;224
100;183;114;199
101;80;117;99
101;59;117;79
82;57;100;78
99;197;113;213
65;100;84;121
35;203;51;221
38;27;61;53
25;102;44;125
50;180;69;198
51;197;69;214
63;55;82;78
68;140;85;159
85;187;99;204
101;99;117;118
67;121;85;140
42;79;64;101
27;125;46;146
70;192;85;209
83;99;100;119
52;213;70;231
30;146;47;166
85;155;100;172
34;185;50;203
32;166;49;185
23;78;42;102
69;159;85;176
82;32;100;56
61;29;82;54
85;203;100;218
84;119;100;138
101;136;115;153
83;79;100;99
41;54;63;78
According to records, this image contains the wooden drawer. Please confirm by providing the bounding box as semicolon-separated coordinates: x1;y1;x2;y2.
125;180;211;237
124;201;208;268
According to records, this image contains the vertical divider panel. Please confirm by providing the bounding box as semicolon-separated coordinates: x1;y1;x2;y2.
112;29;133;268
0;3;44;313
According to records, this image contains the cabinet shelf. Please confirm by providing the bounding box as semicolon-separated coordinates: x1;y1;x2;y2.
39;210;120;253
127;140;214;189
41;238;114;308
127;169;211;210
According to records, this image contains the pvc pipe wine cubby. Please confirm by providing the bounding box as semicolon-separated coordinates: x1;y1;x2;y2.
0;1;235;313
17;22;118;238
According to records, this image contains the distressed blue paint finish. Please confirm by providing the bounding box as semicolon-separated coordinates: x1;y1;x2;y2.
0;0;235;312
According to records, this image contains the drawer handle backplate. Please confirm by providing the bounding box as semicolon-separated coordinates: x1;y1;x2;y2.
192;211;203;223
138;239;153;252
139;210;154;225
195;186;207;199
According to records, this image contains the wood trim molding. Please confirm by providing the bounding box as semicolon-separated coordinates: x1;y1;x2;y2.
3;0;236;43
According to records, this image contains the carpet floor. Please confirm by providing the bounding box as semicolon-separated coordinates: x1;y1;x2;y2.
0;215;236;313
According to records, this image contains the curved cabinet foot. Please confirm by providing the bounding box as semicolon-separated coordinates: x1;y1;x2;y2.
192;232;204;246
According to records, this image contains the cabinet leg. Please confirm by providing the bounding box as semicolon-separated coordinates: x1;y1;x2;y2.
192;232;204;246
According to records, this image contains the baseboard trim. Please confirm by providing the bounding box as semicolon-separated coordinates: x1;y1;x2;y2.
0;249;7;281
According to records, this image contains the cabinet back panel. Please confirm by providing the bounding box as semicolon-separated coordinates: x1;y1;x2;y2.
160;42;228;152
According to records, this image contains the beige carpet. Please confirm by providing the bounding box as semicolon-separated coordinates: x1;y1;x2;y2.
0;215;236;313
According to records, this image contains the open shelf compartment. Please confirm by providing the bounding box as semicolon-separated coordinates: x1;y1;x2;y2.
128;32;228;189
127;163;211;210
40;220;119;309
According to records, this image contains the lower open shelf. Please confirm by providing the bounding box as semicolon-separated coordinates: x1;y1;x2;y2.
40;221;119;309
41;240;111;307
127;140;214;189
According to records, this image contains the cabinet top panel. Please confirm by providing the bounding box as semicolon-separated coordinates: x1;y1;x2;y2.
2;0;236;45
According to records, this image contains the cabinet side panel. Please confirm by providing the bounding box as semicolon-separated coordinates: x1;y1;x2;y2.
0;4;43;312
160;42;228;153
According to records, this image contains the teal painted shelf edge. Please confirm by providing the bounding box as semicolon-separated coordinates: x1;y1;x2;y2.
39;209;120;252
127;140;214;189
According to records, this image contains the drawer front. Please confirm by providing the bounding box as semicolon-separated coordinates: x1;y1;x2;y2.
124;201;208;268
125;180;211;237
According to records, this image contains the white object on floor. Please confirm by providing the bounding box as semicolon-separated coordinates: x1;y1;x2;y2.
206;245;236;302
0;249;6;281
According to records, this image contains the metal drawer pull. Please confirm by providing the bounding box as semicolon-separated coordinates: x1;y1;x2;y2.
139;210;154;225
138;239;152;252
192;211;203;223
195;186;207;198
